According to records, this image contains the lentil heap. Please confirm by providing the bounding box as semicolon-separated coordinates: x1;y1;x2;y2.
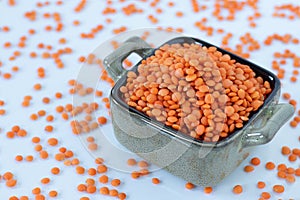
120;43;272;142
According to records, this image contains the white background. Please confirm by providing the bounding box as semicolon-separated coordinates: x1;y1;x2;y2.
0;0;300;199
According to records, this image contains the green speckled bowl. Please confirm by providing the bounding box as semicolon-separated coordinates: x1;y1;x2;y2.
104;36;294;186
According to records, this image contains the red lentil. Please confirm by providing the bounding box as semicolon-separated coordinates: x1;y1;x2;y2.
265;162;276;170
185;182;195;190
111;179;121;187
257;181;266;189
204;186;213;194
233;185;243;194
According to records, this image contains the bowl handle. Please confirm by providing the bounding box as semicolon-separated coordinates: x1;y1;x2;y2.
242;103;294;148
103;36;153;82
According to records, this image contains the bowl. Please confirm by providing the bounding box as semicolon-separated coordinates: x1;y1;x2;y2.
104;36;294;186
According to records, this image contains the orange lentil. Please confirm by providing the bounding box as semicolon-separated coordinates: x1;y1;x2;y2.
290;120;298;127
28;29;35;34
37;110;46;116
35;144;43;152
78;56;86;63
55;92;63;98
293;148;300;156
250;157;261;166
56;106;64;113
49;190;58;197
261;192;271;199
47;138;58;146
20;196;29;200
273;185;284;193
64;160;71;167
65;150;74;158
77;184;87;192
99;175;109;184
17;129;27;137
152;178;160;185
6;131;15;138
111;179;121;187
71;158;80;165
25;155;34;162
15;155;23;162
76;166;85;174
265;162;276;170
32;187;41;194
139;168;150;176
87;185;97;194
88;143;98;151
41;177;50;184
40;150;49;159
58;147;67;153
185;182;195;190
51;167;60;175
97;165;108;173
295;168;300;176
290;76;297;82
286;174;295;183
3;172;13;180
97;116;107;125
11;125;19;132
46;115;54;122
42;97;50;104
244;165;254;173
73;20;80;26
30;52;37;58
100;187;109;195
127;158;137;166
88;168;97;176
287;167;295;174
118;192;127;199
95;90;103;97
289;99;297;107
30;113;38;120
233;185;243;194
34;83;42;90
4;42;12;48
138;160;149;168
131;171;140;179
45;125;54;132
22;100;30;107
3;73;12;79
12;66;19;72
204;186;213;194
109;189;119;197
6;179;17;187
86;136;95;142
176;11;183;17
257;181;266;189
278;163;287;171
59;38;66;44
35;194;45;200
80;197;89;200
282;146;291;155
2;26;10;31
288;154;297;162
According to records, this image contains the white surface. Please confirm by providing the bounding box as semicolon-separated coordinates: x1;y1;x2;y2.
0;0;300;199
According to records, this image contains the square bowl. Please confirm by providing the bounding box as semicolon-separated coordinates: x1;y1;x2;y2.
104;36;294;186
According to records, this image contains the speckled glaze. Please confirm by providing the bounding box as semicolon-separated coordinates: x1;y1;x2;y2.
104;36;295;186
